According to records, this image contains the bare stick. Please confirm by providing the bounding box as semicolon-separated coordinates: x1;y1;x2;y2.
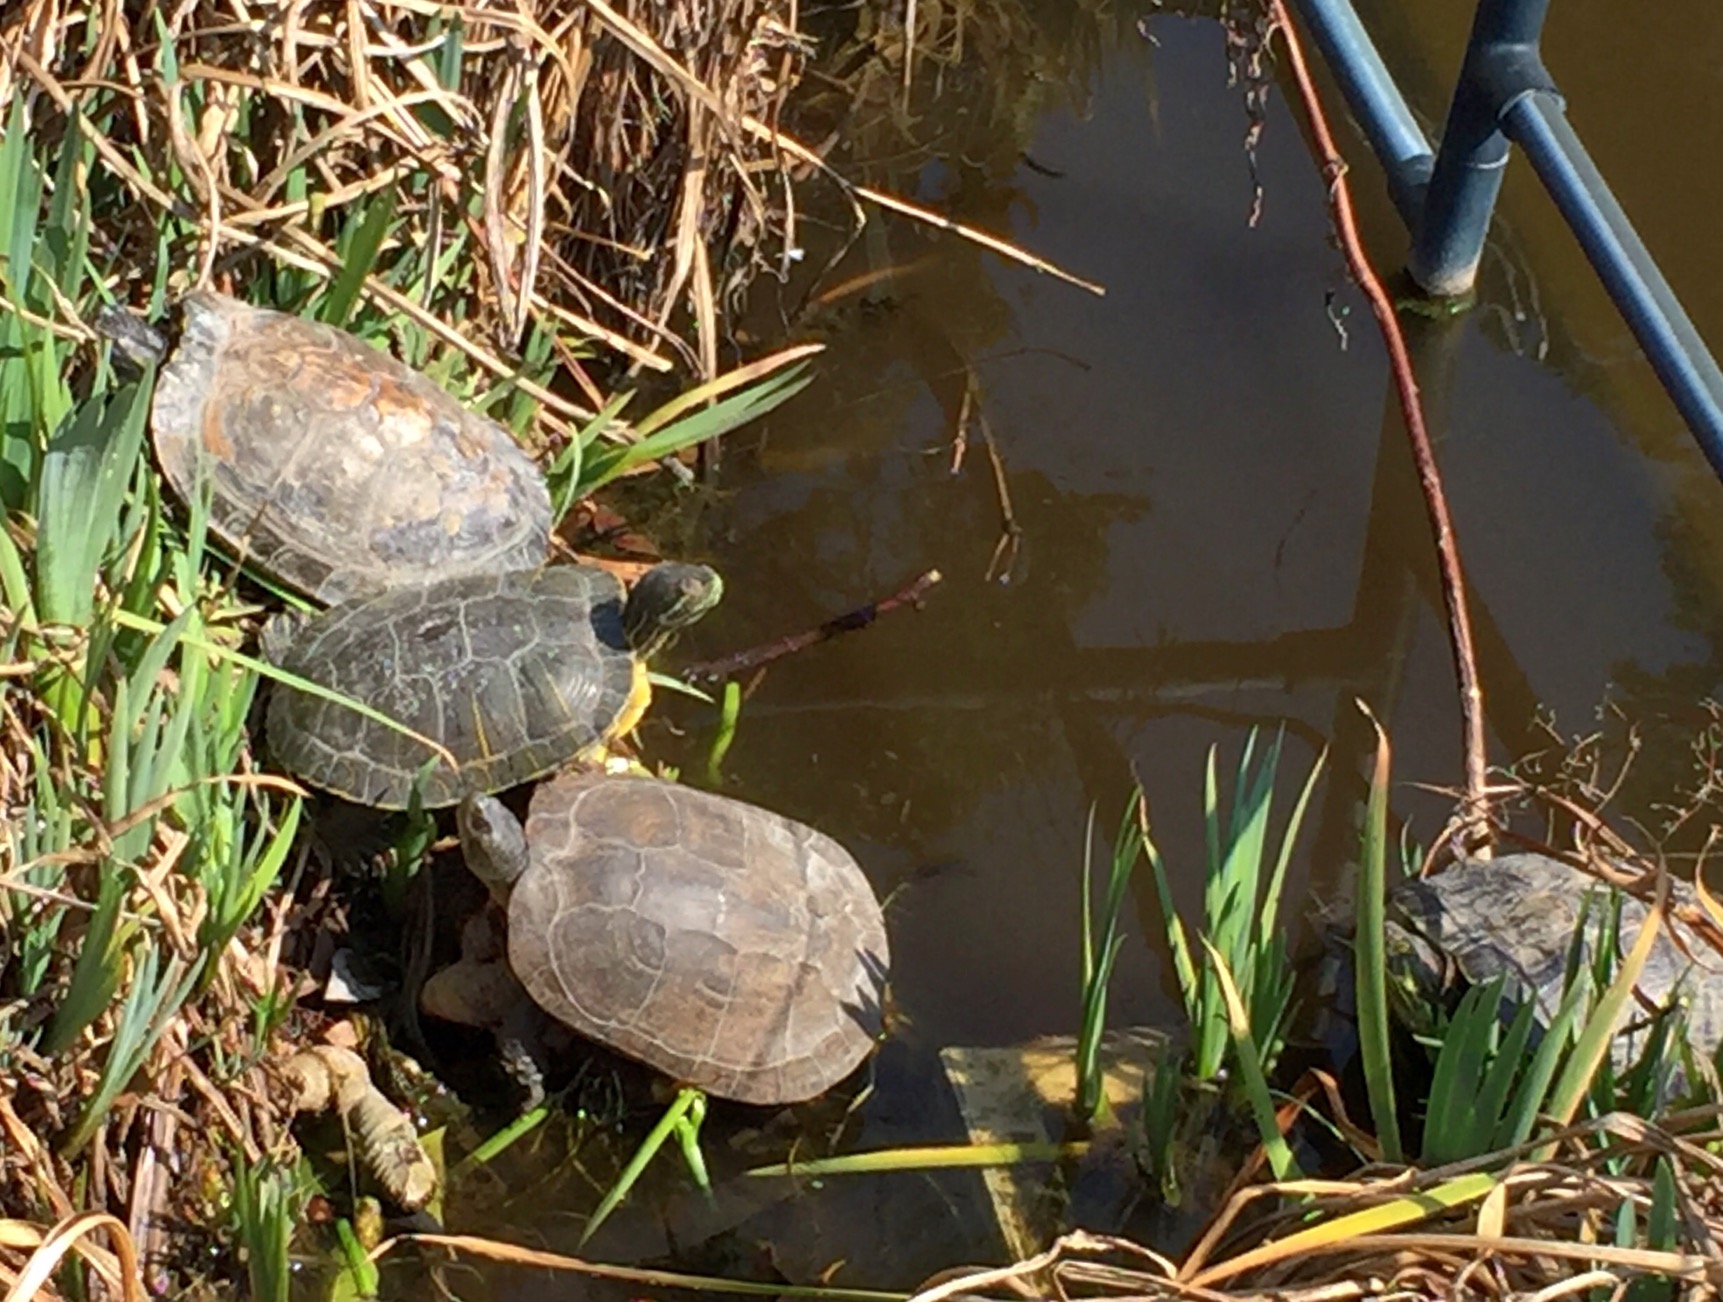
684;570;944;682
977;404;1023;585
1268;2;1490;852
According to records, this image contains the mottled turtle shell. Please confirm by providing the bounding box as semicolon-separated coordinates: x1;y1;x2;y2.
267;567;639;810
1387;853;1723;1069
154;291;550;603
508;773;890;1104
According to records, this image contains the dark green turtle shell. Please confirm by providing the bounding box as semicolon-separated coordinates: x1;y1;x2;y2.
266;566;637;809
506;773;891;1104
153;290;551;603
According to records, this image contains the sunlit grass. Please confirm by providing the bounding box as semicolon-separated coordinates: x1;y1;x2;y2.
1075;793;1148;1125
0;124;314;1284
1353;705;1401;1162
0;26;814;1291
1149;730;1324;1091
232;1160;312;1302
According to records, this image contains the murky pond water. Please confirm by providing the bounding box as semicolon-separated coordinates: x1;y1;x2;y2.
380;1;1723;1293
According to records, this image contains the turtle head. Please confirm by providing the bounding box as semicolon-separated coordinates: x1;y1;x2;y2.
622;562;723;658
457;794;530;905
94;303;168;379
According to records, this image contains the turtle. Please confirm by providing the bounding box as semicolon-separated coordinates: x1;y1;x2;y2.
419;772;891;1107
1385;852;1723;1074
106;289;551;603
264;561;722;810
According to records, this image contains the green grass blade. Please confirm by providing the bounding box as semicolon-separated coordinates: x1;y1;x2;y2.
39;862;132;1056
704;679;742;785
35;378;151;628
1147;834;1201;1032
1080;802;1098;994
204;792;302;954
1354;703;1401;1163
578;363;813;494
322;192;398;328
1200;937;1300;1181
747;1141;1082;1178
1076;792;1145;1123
1501;975;1588;1149
1468;993;1538;1151
581;1087;706;1246
1420;975;1506;1165
1259;741;1325;942
62;945;205;1155
1542;877;1662;1139
452;1107;549;1178
232;1160;306;1302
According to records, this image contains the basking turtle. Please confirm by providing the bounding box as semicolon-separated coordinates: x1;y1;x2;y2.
110;290;551;603
420;772;891;1106
265;562;721;810
1386;853;1723;1070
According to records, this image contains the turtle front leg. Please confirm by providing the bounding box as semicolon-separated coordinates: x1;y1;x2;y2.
496;997;556;1113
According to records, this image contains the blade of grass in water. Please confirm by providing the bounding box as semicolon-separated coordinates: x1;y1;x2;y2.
1076;791;1146;1124
1354;702;1401;1164
747;1141;1083;1178
705;680;742;785
1200;937;1300;1181
451;1107;550;1180
580;1087;710;1246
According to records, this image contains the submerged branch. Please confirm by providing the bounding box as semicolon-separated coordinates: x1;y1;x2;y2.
685;569;943;683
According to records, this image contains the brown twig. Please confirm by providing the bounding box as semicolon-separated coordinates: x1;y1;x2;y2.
1267;2;1490;851
684;569;943;682
976;404;1022;584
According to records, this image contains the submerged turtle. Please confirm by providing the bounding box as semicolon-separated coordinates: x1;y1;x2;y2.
421;772;891;1106
111;290;551;603
1386;853;1723;1071
266;562;721;810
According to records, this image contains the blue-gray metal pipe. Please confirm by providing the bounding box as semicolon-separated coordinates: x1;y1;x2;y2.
1286;0;1434;225
1504;92;1723;466
1408;0;1554;296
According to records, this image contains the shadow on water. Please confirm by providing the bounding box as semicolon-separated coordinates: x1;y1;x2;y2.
381;0;1723;1294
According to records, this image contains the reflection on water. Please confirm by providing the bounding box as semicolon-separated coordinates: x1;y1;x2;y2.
388;1;1723;1293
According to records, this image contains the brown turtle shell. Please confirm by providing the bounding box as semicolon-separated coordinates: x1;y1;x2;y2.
508;773;890;1105
153;290;550;603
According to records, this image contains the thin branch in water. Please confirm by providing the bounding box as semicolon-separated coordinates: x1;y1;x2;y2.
976;402;1022;585
949;380;972;475
684;570;943;683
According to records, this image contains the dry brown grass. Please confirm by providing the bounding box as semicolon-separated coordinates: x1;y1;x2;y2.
0;0;816;385
358;1106;1723;1300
